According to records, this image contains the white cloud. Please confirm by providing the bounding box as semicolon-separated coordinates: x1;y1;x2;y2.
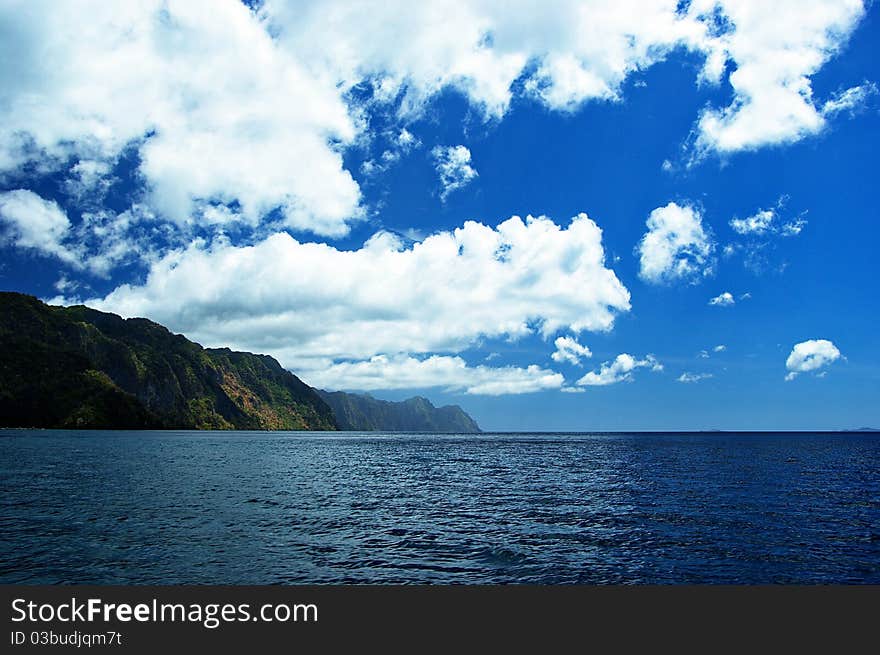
0;190;172;276
64;159;115;205
729;199;808;237
699;344;727;358
551;336;592;366
264;0;867;156
0;1;866;246
725;201;808;274
730;209;774;235
71;207;172;277
300;354;563;395
53;275;80;294
396;128;419;149
692;0;867;155
0;190;77;266
263;0;701;119
360;128;422;176
0;0;866;264
822;82;877;117
0;1;361;237
81;213;630;388
576;353;662;387
780;218;807;236
637;202;715;284
785;339;841;380
677;372;713;383
708;291;734;307
432;145;478;200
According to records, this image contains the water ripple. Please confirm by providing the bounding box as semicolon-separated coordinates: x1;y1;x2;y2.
1;430;878;584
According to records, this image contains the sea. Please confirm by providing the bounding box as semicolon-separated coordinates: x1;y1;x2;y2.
1;430;878;584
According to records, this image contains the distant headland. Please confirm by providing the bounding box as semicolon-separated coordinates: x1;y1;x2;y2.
0;292;480;433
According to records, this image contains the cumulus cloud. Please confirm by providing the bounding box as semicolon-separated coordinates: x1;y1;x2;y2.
0;1;867;249
708;291;734;307
713;344;726;352
576;353;662;387
300;354;564;395
79;213;630;389
263;0;693;118
264;0;867;154
785;339;841;380
0;0;361;237
0;190;78;266
677;372;713;383
637;202;715;284
551;336;592;366
692;0;867;155
432;145;478;200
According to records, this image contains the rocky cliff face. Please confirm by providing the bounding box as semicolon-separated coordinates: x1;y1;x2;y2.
0;292;336;430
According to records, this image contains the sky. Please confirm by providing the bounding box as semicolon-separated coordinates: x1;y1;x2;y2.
0;0;877;431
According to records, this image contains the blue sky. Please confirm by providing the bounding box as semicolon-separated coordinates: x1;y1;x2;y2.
0;1;877;430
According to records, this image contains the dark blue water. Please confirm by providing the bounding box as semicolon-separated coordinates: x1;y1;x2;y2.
1;430;878;584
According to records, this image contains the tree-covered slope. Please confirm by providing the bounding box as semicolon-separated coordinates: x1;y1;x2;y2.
318;390;481;432
0;292;336;430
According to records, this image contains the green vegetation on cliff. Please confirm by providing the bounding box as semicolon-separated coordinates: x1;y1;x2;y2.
318;390;481;432
0;292;336;430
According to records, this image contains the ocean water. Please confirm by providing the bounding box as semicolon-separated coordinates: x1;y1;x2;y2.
1;430;878;584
